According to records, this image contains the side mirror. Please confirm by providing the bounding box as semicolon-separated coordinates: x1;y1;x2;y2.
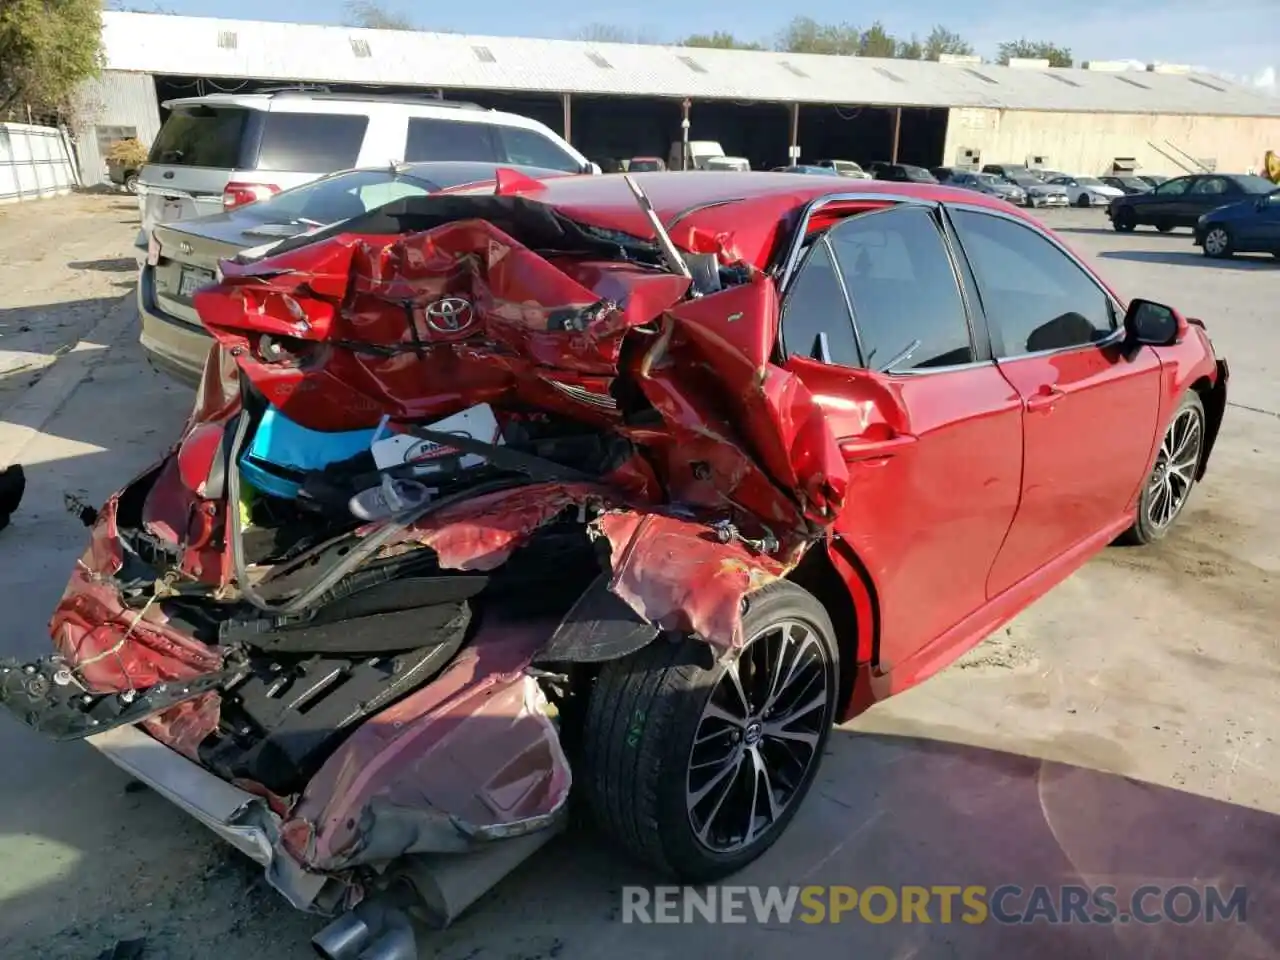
587;161;602;175
1123;299;1183;350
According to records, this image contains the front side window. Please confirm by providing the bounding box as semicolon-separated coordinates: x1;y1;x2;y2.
826;206;974;371
1154;176;1192;196
496;127;582;172
951;209;1115;357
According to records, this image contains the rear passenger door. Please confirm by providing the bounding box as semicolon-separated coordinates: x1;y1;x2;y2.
404;117;501;163
779;203;1024;678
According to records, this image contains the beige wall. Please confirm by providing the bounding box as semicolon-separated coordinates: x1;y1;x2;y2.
943;108;1280;176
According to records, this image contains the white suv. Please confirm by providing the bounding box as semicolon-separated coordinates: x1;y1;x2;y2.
137;89;594;234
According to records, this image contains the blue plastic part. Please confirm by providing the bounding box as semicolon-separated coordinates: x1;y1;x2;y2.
239;406;377;499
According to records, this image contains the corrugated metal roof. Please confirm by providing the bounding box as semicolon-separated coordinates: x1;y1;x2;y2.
100;11;1280;118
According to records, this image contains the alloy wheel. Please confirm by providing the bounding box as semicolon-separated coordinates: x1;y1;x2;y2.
1146;406;1204;530
686;619;833;854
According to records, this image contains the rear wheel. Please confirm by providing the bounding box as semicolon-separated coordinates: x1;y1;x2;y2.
1119;391;1205;545
1075;193;1091;208
1202;225;1233;258
124;172;140;194
580;580;839;881
1113;206;1137;232
1156;219;1174;233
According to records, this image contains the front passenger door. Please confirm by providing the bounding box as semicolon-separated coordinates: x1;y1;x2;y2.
948;208;1163;598
779;204;1024;678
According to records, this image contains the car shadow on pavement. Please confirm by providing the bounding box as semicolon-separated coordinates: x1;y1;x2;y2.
64;258;139;274
0;298;132;397
1099;250;1276;270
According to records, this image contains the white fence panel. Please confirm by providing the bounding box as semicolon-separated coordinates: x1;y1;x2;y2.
0;122;81;204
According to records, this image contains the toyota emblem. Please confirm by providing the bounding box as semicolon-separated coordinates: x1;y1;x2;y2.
425;296;475;333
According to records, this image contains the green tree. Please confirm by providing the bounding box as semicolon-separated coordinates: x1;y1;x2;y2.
923;26;974;60
858;21;898;58
681;31;764;51
897;35;925;60
342;0;414;30
997;38;1073;67
573;23;663;44
0;0;103;116
775;16;861;56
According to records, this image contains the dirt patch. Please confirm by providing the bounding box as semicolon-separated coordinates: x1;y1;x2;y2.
0;193;141;410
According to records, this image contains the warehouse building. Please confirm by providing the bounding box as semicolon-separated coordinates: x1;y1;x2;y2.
76;10;1280;186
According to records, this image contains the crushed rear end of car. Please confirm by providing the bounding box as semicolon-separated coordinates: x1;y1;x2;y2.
1;174;851;951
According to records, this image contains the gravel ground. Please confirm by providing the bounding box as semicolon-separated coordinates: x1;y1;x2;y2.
0;197;1277;960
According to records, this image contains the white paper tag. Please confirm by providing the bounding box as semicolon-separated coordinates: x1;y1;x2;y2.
371;403;502;474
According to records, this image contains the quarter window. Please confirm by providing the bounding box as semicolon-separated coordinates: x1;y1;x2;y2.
255;113;368;172
779;239;860;367
405;118;500;162
951;209;1115;357
826;206;974;371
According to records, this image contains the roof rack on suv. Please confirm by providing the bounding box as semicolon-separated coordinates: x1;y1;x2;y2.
255;83;333;95
262;89;487;110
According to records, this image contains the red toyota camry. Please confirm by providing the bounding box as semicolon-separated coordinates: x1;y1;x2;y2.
2;171;1227;956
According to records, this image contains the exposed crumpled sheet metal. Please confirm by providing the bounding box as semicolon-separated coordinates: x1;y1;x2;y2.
283;616;571;870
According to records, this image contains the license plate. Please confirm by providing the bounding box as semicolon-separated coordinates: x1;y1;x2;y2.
161;198;184;222
178;266;214;299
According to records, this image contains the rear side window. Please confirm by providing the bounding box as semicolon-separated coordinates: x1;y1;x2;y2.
405;118;500;162
148;106;249;167
496;127;581;172
826;206;974;371
254;113;368;172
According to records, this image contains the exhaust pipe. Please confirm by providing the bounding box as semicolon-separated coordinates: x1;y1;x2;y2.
311;898;417;960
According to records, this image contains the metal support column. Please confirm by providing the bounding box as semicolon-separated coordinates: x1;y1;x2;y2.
789;103;800;164
890;107;902;164
561;93;572;144
680;98;692;170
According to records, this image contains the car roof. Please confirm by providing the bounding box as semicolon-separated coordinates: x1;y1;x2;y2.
454;171;1031;267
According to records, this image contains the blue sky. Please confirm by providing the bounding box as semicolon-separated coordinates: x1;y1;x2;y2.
142;0;1278;90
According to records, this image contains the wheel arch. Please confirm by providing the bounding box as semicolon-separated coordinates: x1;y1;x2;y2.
786;539;880;720
1191;371;1227;481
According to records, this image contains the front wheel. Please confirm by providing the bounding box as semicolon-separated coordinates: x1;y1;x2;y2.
580;580;839;881
1119;391;1205;545
124;172;140;194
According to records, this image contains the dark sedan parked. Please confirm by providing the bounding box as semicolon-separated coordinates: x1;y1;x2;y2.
1101;176;1152;195
1107;173;1279;233
868;162;939;184
1194;188;1280;259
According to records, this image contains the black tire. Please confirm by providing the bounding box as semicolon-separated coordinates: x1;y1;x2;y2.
580;579;839;881
124;172;140;194
1118;391;1205;546
1202;225;1233;258
1156;220;1174;233
1113;206;1136;232
1075;193;1091;208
